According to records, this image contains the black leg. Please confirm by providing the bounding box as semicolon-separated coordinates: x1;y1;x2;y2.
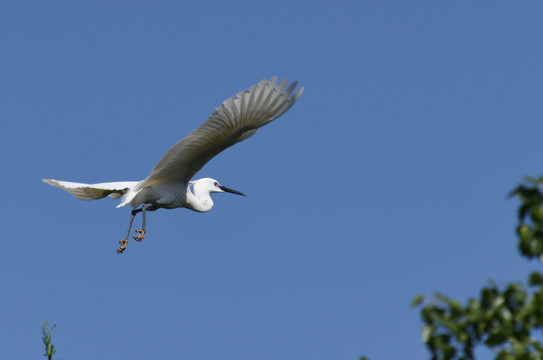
134;204;151;242
117;208;142;254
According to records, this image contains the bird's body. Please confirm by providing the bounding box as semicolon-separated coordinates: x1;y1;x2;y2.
43;77;303;253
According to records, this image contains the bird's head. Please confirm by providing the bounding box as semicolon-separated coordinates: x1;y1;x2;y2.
193;178;247;196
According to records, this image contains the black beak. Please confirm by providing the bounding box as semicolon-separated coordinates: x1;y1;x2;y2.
219;185;247;196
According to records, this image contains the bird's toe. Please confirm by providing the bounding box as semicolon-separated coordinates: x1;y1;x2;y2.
117;239;128;254
133;229;145;242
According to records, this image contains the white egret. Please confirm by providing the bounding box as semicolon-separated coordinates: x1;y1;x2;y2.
43;77;304;253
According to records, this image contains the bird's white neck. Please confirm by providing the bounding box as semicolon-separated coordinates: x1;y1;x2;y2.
185;182;214;213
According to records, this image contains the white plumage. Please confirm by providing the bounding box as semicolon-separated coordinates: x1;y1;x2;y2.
42;179;139;200
43;77;303;253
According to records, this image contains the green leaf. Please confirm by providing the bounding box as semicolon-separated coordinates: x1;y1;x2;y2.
531;205;543;223
485;330;509;346
422;324;435;343
529;272;543;286
411;294;424;308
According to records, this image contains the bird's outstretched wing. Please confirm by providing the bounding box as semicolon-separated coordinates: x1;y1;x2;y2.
140;77;303;186
43;179;139;200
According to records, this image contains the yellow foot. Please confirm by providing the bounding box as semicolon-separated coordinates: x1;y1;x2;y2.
133;229;146;242
117;239;128;254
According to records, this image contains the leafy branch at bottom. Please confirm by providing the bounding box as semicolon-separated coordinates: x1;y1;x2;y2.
42;320;62;360
412;272;543;360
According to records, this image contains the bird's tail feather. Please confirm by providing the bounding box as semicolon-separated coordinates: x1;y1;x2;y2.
43;179;139;201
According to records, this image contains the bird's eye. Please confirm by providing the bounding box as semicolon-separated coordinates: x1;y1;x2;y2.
214;182;219;187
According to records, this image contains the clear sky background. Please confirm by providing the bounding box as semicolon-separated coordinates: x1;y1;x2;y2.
2;1;543;359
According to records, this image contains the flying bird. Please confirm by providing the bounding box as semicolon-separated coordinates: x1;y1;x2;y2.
43;77;303;253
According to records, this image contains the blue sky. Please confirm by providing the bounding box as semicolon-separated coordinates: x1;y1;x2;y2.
2;1;543;359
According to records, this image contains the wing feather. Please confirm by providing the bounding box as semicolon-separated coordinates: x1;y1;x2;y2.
139;77;303;187
43;179;139;200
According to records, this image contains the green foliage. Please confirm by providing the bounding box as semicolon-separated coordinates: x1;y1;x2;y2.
411;176;543;360
510;177;543;260
414;273;543;360
42;320;62;360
